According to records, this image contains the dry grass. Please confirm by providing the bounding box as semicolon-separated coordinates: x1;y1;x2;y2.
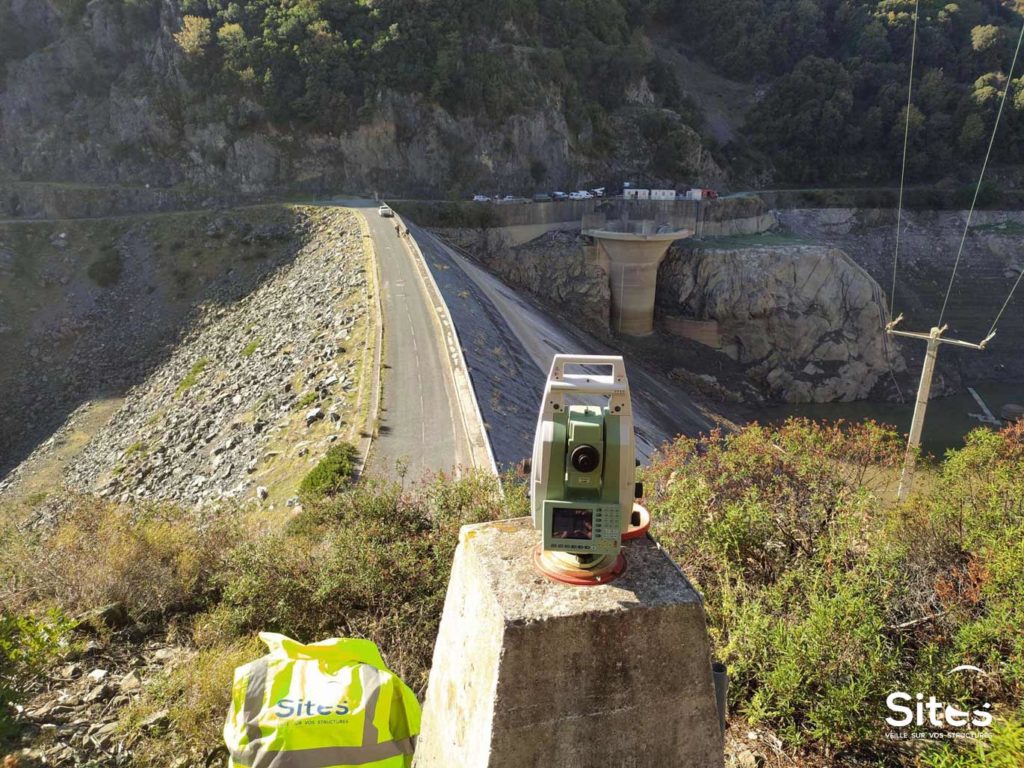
0;494;243;618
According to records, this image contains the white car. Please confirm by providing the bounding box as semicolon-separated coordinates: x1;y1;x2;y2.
552;191;568;200
472;194;491;203
378;204;393;217
569;190;593;200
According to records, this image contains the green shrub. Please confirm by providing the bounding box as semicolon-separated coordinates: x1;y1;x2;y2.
122;636;263;767
175;357;210;396
642;418;1024;759
297;443;357;498
217;473;512;691
86;248;124;288
241;337;261;357
0;611;76;741
292;391;319;410
0;494;239;619
1;472;514;762
922;711;1024;767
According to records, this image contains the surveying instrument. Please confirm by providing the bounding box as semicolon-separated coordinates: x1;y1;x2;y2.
529;354;649;585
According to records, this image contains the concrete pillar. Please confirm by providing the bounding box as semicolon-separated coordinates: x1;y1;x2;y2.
587;230;689;336
414;517;724;768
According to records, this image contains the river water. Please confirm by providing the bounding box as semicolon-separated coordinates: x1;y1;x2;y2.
762;382;1023;458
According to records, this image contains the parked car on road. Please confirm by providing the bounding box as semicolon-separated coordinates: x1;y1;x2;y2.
569;190;594;200
533;193;552;202
552;191;568;200
378;204;393;217
472;194;491;202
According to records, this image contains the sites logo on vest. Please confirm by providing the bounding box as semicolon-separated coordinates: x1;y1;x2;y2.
884;666;993;735
274;698;351;718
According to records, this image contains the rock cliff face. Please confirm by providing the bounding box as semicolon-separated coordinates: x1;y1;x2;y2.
0;0;721;197
657;244;905;402
776;208;1024;389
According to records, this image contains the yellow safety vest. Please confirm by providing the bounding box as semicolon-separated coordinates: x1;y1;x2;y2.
225;633;421;768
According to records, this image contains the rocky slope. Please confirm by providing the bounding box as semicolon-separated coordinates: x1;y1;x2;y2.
658;242;905;403
0;206;308;476
0;206;373;506
0;205;317;476
12;622;192;768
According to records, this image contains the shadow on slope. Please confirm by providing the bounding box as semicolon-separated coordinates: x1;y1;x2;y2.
0;205;309;478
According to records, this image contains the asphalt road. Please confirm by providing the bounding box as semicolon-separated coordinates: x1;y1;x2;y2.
347;201;471;479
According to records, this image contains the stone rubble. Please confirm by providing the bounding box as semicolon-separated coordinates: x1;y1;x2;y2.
7;621;194;768
0;207;372;507
55;208;370;506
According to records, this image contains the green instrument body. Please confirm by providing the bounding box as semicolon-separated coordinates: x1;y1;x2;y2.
530;356;636;559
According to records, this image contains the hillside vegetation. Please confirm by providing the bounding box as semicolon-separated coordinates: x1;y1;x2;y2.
6;0;1024;192
667;0;1024;183
2;420;1022;766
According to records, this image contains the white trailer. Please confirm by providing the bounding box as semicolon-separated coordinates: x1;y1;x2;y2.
650;189;675;201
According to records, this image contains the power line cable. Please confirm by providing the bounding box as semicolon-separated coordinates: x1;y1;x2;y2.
938;17;1024;326
987;266;1024;338
890;0;921;317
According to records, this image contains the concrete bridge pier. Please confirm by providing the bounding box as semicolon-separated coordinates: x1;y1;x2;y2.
583;226;691;336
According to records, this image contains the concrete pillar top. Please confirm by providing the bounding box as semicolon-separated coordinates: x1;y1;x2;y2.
415;517;724;768
459;516;703;622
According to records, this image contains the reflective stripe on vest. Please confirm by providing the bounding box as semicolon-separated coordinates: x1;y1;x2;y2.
231;739;415;767
244;659;270;745
359;665;381;746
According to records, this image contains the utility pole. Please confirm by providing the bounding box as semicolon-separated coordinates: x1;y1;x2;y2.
886;314;994;501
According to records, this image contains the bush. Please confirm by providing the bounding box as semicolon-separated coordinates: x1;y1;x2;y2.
0;611;75;742
86;248;123;288
241;337;261;357
642;418;1024;759
298;443;358;499
218;472;514;692
922;711;1024;767
1;472;514;761
175;357;210;396
121;637;263;766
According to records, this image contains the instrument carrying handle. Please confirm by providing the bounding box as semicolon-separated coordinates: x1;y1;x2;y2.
550;354;627;383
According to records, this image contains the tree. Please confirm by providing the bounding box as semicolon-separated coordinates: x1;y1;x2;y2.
175;15;213;58
746;56;856;182
958;112;986;154
970;23;1000;52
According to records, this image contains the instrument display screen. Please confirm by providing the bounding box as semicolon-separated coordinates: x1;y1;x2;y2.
551;507;593;540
